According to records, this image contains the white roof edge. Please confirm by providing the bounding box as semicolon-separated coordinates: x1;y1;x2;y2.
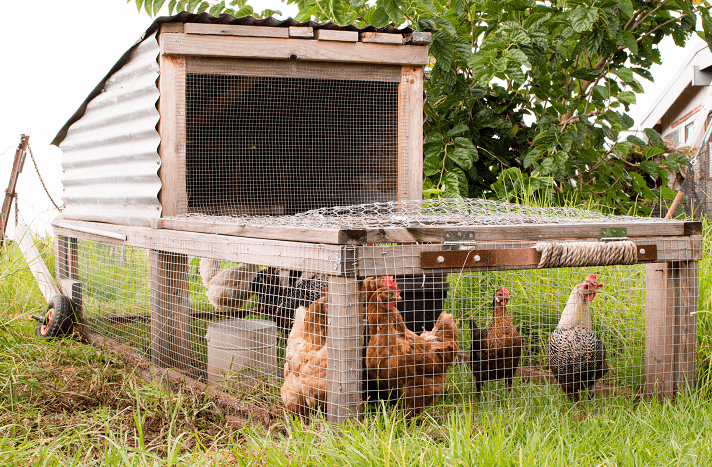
639;41;712;129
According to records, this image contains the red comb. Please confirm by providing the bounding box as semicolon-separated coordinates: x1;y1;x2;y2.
382;276;400;293
585;272;599;283
500;286;510;296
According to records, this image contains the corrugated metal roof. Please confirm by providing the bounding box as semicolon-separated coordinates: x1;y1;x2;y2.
59;35;161;226
52;12;423;147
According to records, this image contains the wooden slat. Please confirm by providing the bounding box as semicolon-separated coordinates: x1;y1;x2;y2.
398;66;424;201
364;221;686;244
403;31;433;45
645;262;677;400
358;236;699;277
361;32;403;44
185;23;289;38
675;260;697;393
325;276;363;424
186;57;402;82
150;250;192;372
15;221;61;301
52;218;345;274
314;29;358;42
155;217;366;245
289;26;314;38
160;23;185;34
157;51;187;217
161;33;430;66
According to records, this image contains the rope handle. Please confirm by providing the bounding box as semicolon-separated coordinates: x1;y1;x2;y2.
535;240;637;269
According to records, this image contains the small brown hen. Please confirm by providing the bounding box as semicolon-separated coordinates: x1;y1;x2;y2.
281;295;329;416
364;276;459;415
469;286;522;395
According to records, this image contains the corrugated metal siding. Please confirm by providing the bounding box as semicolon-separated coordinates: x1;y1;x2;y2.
59;36;161;226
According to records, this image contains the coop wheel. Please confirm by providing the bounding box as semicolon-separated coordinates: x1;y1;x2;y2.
34;295;74;338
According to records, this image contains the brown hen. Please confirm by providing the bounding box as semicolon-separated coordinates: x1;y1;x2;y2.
281;295;329;416
364;276;459;415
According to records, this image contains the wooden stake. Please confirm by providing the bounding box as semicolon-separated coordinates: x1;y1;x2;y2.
1;135;29;246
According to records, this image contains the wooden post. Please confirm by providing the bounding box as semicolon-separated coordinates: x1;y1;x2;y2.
149;250;192;372
398;66;424;202
1;135;30;245
325;275;363;424
645;261;698;399
157;49;187;217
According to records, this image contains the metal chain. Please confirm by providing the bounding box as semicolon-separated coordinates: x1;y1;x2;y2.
27;143;61;211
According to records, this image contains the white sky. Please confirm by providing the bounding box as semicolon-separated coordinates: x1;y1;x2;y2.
0;1;701;236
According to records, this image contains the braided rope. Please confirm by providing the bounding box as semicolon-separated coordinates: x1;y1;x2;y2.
535;240;637;269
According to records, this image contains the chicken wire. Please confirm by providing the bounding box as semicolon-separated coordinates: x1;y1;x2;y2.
180;58;407;216
171;198;676;230
57;232;698;420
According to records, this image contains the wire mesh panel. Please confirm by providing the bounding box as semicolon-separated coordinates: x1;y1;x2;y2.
61;226;698;421
182;59;404;216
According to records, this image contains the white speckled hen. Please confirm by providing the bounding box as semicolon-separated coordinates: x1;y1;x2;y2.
199;258;260;315
547;272;607;402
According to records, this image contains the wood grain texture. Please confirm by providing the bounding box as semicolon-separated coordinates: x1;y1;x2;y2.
645;262;677;400
15;221;61;301
398;66;424;201
161;34;430;65
358;236;698;277
150;250;192;372
361;32;404;44
53;218;345;274
157;53;186;217
325;276;363;424
184;23;289;38
675;260;697;393
314;29;358;42
289;26;314;38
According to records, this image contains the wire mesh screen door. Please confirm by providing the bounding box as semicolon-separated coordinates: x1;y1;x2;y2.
181;58;410;217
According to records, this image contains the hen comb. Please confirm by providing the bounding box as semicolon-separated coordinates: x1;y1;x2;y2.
499;286;510;296
382;276;400;294
585;272;602;287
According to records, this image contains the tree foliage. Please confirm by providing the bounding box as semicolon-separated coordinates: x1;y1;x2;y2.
134;0;712;215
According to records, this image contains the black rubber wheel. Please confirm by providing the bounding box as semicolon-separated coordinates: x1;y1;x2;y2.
34;295;75;338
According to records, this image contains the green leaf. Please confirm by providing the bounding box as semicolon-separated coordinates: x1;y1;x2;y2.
522;149;540;168
136;0;145;12
197;1;210;13
613;142;630;159
441;171;462;198
644;128;665;148
613;67;635;83
618;91;636;104
451;0;466;16
665;153;690;172
617;0;634;18
187;0;201;12
570;7;599;33
627;135;646;148
349;0;366;8
382;0;404;25
424;155;443;177
640;160;659;178
621;30;638;55
446;124;469;138
209;1;225;16
643;146;665;159
153;0;167;15
144;0;153;15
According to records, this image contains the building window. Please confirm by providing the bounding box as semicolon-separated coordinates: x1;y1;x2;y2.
685;122;695;143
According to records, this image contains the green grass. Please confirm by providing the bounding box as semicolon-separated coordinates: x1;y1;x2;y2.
1;220;712;465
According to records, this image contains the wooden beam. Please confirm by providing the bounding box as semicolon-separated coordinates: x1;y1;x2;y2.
154;217;367;245
314;29;358;42
325;275;363;424
361;32;403;44
52;218;346;274
15;221;60;301
161;33;430;66
645;262;677;400
149;250;192;372
184;23;289;38
358;236;700;277
157;51;187;217
403;31;433;45
1;135;29;245
398;66;424;201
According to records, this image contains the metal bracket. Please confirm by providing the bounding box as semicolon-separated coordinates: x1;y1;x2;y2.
601;227;627;240
444;230;475;242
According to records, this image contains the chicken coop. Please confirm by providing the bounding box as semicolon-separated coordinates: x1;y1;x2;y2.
49;14;700;424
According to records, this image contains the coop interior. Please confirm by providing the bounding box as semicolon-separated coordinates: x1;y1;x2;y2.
54;201;700;421
181;59;406;216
